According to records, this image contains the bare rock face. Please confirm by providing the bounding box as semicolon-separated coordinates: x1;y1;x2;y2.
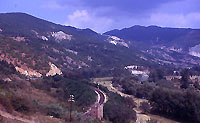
107;35;129;48
32;30;48;41
3;78;12;82
51;31;72;42
46;62;62;76
41;36;48;41
87;56;93;61
15;66;42;77
11;37;26;42
65;49;78;55
189;44;200;57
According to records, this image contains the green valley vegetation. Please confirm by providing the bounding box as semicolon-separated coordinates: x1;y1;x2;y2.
104;92;136;123
112;69;200;123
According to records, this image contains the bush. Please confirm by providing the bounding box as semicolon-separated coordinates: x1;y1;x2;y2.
11;97;32;114
139;102;151;114
124;97;136;108
0;95;12;113
0;60;16;75
46;103;66;118
0;89;34;114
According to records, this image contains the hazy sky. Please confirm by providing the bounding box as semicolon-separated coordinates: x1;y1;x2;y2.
0;0;200;33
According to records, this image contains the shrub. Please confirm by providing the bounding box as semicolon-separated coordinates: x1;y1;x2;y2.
139;102;151;114
0;95;12;113
0;60;16;75
46;103;66;118
104;92;136;123
11;97;32;114
147;118;157;123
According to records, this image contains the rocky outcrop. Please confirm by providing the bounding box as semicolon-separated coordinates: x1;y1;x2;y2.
107;35;129;48
65;49;78;55
41;36;48;41
189;44;200;57
51;31;72;42
32;30;48;41
46;62;62;76
15;66;42;77
11;37;26;42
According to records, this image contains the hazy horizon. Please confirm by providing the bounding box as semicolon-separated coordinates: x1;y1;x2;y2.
0;0;200;33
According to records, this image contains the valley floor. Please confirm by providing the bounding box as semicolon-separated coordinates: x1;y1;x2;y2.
92;77;181;123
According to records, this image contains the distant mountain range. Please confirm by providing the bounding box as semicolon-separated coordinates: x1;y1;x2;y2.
0;12;200;77
105;25;200;49
104;25;200;67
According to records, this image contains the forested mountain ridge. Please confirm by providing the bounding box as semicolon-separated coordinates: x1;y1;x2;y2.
104;25;200;67
1;12;200;78
104;25;200;48
0;13;157;77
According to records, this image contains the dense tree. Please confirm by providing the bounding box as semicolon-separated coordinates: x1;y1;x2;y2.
148;68;165;82
0;60;16;75
104;92;136;123
31;76;96;108
113;75;200;123
180;69;190;89
150;88;200;123
139;102;151;114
